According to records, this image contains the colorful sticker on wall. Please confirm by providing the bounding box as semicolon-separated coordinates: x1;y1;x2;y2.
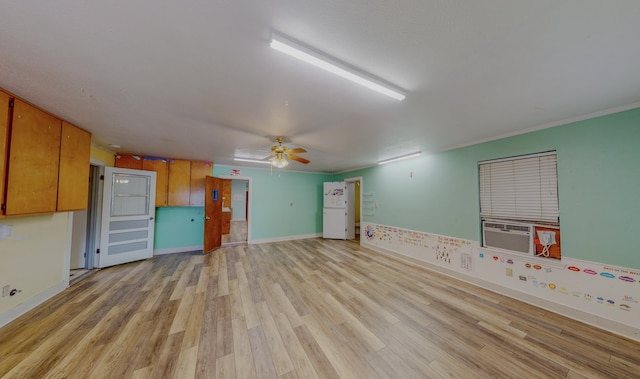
599;272;615;279
567;266;581;272
435;245;452;264
365;225;376;240
619;276;636;283
583;269;598;275
619;304;632;312
548;283;557;290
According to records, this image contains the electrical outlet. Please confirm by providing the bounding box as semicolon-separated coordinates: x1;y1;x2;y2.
2;285;10;298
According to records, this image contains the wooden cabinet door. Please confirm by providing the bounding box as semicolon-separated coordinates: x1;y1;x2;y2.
0;92;10;214
167;159;191;206
143;157;168;207
114;154;143;169
6;99;62;215
189;161;212;206
57;122;91;211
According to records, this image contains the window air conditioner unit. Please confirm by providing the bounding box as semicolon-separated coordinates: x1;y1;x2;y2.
482;220;534;255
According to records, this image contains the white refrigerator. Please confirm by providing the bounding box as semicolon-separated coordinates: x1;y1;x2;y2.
323;181;348;239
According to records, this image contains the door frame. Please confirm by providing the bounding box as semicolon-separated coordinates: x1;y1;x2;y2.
344;176;363;243
65;159;105;284
216;175;252;244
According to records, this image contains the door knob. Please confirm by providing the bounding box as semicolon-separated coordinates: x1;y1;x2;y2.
205;216;211;220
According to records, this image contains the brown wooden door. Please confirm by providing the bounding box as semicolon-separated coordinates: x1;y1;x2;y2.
204;176;223;253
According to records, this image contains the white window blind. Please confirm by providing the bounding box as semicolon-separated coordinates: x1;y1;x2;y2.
479;152;559;223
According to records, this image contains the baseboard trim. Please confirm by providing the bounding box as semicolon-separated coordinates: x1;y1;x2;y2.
0;281;67;329
364;243;640;342
249;233;322;245
154;245;203;256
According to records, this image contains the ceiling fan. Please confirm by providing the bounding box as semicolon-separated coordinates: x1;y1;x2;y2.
266;137;309;168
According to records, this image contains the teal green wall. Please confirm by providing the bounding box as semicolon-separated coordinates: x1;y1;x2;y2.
231;180;248;220
213;165;333;241
338;107;640;269
154;206;205;249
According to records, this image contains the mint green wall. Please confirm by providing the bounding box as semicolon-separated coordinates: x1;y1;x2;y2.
231;180;248;220
338;107;640;269
154;207;205;249
213;165;333;241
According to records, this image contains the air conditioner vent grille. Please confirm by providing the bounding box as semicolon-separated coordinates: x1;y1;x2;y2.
484;222;504;229
506;224;530;232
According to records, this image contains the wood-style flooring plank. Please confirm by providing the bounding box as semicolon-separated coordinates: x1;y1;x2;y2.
1;238;639;378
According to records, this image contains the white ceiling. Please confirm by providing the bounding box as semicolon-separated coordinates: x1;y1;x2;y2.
1;1;639;173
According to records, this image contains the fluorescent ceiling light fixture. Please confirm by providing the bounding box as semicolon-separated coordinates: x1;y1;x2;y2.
270;32;406;101
378;152;422;165
234;157;271;164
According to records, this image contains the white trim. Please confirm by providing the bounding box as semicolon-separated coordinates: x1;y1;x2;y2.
363;243;640;342
249;233;322;245
436;102;640;155
154;245;204;256
0;281;67;328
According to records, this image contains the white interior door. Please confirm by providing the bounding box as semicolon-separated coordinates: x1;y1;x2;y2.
98;167;156;268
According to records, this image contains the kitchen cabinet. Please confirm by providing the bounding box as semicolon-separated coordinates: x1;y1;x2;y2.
167;159;191;206
57;121;91;211
0;91;10;213
222;209;231;234
142;157;168;207
189;161;212;206
114;154;143;169
5;99;62;215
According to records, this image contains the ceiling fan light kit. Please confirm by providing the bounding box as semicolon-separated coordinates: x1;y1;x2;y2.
270;31;406;101
378;151;422;165
271;153;289;168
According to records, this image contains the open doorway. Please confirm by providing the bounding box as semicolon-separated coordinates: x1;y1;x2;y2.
221;177;250;246
345;176;362;242
69;163;104;283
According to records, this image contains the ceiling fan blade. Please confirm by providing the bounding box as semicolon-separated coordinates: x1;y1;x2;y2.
286;147;307;154
289;155;310;164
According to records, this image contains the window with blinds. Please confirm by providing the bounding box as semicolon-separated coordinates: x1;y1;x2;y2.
479;151;559;223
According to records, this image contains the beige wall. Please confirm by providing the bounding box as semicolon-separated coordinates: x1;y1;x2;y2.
0;213;69;320
91;144;115;166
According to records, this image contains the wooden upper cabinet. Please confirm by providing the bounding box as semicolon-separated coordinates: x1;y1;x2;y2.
6;99;62;215
57;121;91;211
114;154;143;169
189;161;212;206
143;157;168;207
167;159;191;206
0;91;10;214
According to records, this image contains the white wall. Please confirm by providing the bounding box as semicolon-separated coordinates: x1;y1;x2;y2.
361;222;640;341
0;213;70;327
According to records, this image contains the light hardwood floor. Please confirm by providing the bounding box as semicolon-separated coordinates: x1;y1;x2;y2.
223;220;247;245
1;239;639;378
